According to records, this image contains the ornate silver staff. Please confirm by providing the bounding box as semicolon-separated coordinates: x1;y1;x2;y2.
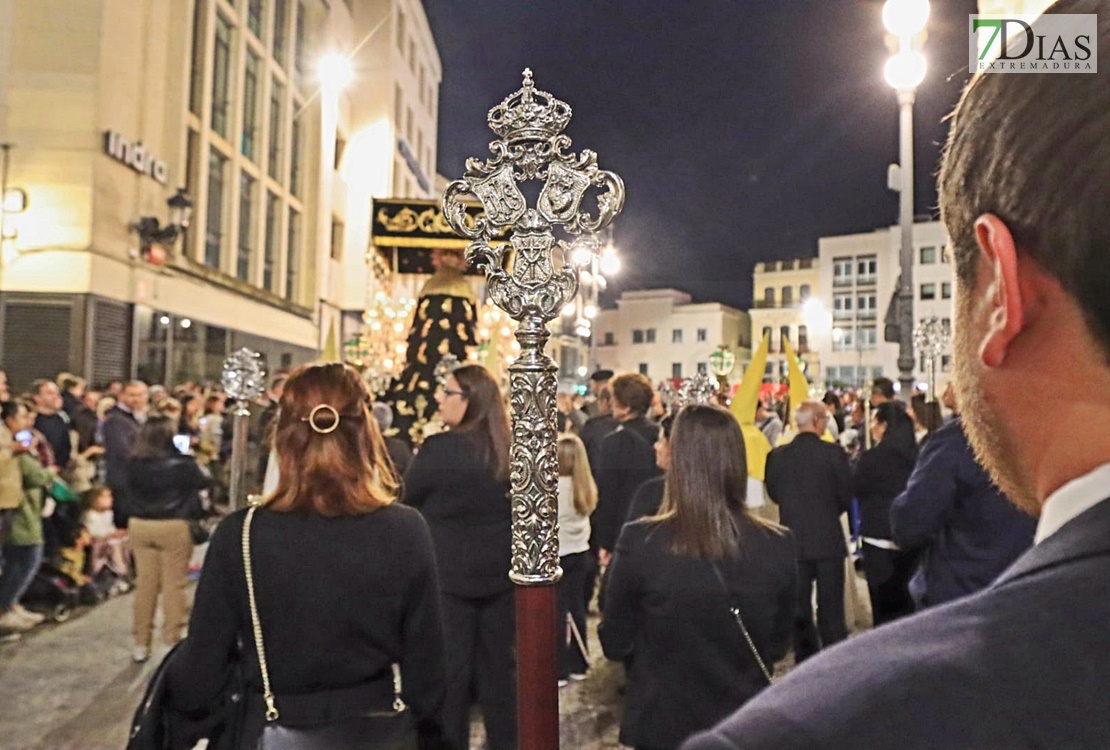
913;316;951;401
221;347;266;510
678;372;720;408
443;68;624;750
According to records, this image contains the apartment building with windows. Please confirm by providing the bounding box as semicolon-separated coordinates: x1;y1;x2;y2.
594;289;751;384
0;0;439;388
749;257;821;381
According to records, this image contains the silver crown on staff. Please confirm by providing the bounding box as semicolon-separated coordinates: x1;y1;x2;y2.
677;372;719;408
222;348;266;402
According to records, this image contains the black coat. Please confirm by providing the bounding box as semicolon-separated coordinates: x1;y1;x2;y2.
890;419;1035;608
853;439;917;540
62;391;98;453
126;454;209;521
102;406;140;495
681;497;1110;750
765;434;852;561
626;476;665;524
403;432;512;598
593;416;661;552
600;516;797;749
579;412;618;479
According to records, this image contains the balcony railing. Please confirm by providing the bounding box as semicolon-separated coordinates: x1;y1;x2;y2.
833;277;854;287
858;309;877;320
856;275;877;286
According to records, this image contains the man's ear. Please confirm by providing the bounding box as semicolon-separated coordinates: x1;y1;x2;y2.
973;214;1024;368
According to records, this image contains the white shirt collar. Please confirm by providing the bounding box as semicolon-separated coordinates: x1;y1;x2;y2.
1034;462;1110;544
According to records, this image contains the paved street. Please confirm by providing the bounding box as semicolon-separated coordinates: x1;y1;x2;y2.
0;586;624;750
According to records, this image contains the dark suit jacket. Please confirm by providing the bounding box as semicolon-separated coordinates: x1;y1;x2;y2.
593;416;661;552
102;406;140;509
601;516;796;750
626;476;665;524
765;433;852;560
403;432;512;598
579;412;618;480
853;439;917;540
890;419;1035;608
681;497;1110;750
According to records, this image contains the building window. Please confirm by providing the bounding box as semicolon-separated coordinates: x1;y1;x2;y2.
646;328;656;344
798;325;808;352
394;85;403;129
672;363;682;379
697;362;707;375
800;284;811;301
273;0;288;66
763;287;776;306
633;329;644;344
780;326;791;349
833;257;854;286
211;14;233;138
603;332;614;346
834;293;853;320
184;129;201;252
638;363;649;376
672;329;683;344
857;255;877;284
242;52;261;161
290;117;303;196
697;327;707;343
942;354;953;372
833;327;854;352
405;106;414;144
408;38;415;71
237;172;255;281
920;245;937;264
941;281;952;300
396;9;406;49
285;208;299;301
921;283;937;300
858;326;878;351
188;0;206;116
330;219;344;261
205;149;227;268
782;286;794;306
268;78;284;181
857;292;877;319
761;325;773;352
247;0;264;38
294;2;307;77
263;192;279;292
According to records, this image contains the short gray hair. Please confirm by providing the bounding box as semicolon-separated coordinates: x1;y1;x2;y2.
371;401;393;431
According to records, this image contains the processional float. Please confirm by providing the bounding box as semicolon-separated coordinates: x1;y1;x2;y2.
442;69;625;750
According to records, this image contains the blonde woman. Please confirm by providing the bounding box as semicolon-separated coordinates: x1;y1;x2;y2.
557;432;597;685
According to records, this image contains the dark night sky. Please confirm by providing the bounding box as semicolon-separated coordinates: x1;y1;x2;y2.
422;0;978;309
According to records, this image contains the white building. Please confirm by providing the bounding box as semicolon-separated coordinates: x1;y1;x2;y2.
749;258;822;381
0;0;439;388
809;221;953;393
594;289;751;384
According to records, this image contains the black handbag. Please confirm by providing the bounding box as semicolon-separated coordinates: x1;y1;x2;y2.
242;503;417;750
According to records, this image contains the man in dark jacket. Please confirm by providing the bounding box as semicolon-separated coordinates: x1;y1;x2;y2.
102;381;149;527
593;373;660;566
891;417;1035;609
682;10;1110;747
578;385;617;480
30;379;70;470
59;374;99;453
765;402;852;661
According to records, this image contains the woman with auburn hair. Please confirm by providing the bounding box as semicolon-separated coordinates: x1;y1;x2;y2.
599;404;797;750
403;364;515;750
167;363;447;749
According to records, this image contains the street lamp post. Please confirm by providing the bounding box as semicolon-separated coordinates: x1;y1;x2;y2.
443;70;624;750
883;0;929;401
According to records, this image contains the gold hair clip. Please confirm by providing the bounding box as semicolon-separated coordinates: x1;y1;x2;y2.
304;404;340;434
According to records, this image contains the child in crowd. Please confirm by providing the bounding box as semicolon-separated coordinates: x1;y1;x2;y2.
81;486;131;585
556;433;598;686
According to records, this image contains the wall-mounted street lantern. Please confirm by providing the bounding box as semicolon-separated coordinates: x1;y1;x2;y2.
131;188;193;264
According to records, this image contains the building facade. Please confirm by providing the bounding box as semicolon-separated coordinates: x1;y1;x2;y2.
0;0;439;389
749;258;821;381
594;289;751;385
810;221;953;393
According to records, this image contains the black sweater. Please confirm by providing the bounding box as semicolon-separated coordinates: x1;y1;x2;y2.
403;431;513;598
168;504;447;743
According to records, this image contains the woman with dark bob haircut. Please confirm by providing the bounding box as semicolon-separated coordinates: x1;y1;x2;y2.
600;404;798;750
168;363;447;749
403;364;515;750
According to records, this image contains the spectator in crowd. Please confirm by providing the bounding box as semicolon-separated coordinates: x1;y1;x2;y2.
593;373;660;569
583;368;614;418
104;381;123;398
254;375;286;481
910;393;944;444
558;391;587;433
579;385;617;479
891;410;1035;609
625;413;672;524
683;7;1110;746
170;363;446;748
602;405;796;750
869;376;896;407
404;364;515;750
0;368;21;545
371;401;412;482
853;401;919;625
755;401;783;448
59;374;98;454
125;415;209;663
102;381;149;528
81;485;131;585
556;433;597;685
823;391;845;435
0;368;9;403
0;400;53;632
765;401;852;661
30;379;71;472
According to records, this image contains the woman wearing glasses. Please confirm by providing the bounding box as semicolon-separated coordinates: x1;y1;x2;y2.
404;364;515;750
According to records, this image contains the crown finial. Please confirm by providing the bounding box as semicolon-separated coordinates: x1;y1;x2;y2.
487;68;572;143
522;68;533;86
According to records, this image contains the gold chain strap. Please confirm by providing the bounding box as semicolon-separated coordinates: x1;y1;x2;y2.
242;504;280;721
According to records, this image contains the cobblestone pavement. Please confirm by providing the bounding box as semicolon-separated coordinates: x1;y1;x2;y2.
0;589;624;750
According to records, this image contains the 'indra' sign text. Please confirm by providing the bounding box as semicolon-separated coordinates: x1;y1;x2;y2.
103;131;169;184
